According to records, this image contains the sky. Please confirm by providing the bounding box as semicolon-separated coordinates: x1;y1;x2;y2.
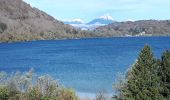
24;0;170;22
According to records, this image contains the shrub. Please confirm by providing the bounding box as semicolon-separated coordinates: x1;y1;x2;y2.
0;86;10;100
0;69;78;100
58;88;78;100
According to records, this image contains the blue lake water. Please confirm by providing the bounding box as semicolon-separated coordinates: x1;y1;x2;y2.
0;37;170;94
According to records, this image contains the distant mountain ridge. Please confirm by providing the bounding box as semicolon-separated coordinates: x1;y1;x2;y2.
87;15;114;25
64;15;115;30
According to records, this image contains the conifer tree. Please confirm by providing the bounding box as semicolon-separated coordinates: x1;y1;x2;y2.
122;45;162;100
159;50;170;99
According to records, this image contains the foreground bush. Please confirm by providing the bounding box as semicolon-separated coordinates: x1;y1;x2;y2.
0;69;78;100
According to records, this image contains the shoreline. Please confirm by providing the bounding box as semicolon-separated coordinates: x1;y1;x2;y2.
0;35;170;44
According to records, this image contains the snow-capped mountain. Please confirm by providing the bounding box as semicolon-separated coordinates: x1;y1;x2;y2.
87;15;115;25
63;15;115;30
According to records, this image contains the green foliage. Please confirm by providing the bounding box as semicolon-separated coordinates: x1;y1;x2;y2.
124;45;161;99
159;50;170;99
113;45;170;100
57;88;78;100
0;86;10;100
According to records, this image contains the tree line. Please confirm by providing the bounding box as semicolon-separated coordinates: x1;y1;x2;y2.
113;45;170;100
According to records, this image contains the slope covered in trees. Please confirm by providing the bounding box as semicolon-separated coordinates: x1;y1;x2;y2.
0;0;170;42
95;20;170;36
0;0;100;42
113;45;170;100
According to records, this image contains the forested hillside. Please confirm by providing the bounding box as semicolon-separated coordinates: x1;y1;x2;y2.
95;20;170;36
0;0;99;42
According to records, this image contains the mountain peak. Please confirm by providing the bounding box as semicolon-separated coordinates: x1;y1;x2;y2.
98;15;114;21
87;15;114;25
63;15;115;30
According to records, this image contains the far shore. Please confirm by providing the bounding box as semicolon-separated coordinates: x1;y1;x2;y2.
1;35;170;44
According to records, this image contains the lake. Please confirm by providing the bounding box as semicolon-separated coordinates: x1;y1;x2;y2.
0;37;170;94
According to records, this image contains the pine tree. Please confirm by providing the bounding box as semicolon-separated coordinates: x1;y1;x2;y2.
159;50;170;99
122;45;162;100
